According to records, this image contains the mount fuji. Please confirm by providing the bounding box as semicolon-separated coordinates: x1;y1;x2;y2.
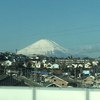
17;39;72;57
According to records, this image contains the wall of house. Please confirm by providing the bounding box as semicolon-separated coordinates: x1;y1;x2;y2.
50;77;68;87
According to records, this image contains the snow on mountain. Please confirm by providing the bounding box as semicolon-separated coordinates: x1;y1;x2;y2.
17;39;72;57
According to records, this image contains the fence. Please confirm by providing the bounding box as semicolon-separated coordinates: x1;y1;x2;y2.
0;86;100;100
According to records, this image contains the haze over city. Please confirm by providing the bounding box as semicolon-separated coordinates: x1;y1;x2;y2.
1;0;100;58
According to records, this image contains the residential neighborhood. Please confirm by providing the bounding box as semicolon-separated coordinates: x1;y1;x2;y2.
1;1;100;100
0;52;100;88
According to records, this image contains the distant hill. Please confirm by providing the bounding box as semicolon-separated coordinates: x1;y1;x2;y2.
17;39;72;57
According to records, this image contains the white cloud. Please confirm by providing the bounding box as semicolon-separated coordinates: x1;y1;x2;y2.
73;45;100;54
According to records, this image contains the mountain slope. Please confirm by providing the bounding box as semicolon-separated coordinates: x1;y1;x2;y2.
17;39;72;57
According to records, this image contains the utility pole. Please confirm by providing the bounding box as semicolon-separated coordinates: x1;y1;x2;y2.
34;65;37;82
15;49;17;54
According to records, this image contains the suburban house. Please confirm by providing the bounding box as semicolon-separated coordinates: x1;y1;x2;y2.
82;76;95;88
0;75;28;86
45;75;68;87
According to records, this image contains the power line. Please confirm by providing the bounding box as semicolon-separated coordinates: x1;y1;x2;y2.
1;40;100;52
0;25;100;51
0;29;100;41
65;41;100;48
1;24;100;40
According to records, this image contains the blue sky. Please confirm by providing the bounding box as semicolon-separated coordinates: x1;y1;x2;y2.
0;0;100;58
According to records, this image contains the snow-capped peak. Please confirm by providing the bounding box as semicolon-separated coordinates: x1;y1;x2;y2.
17;39;72;57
